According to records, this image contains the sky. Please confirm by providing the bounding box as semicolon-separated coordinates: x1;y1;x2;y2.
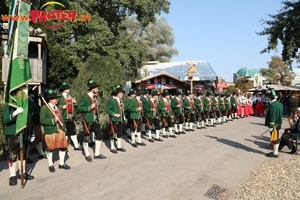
161;0;285;82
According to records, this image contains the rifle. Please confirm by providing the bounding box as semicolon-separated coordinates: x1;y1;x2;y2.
81;113;90;135
39;94;64;127
109;116;115;135
133;119;137;129
144;116;150;129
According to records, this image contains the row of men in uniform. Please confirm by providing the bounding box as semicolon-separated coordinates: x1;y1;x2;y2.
3;79;242;186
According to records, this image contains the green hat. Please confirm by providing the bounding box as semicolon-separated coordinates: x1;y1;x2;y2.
162;89;170;96
87;79;100;90
115;85;125;94
60;81;71;91
151;88;159;96
175;89;182;95
214;92;219;97
269;88;277;98
136;86;143;95
196;90;203;96
128;88;135;95
143;88;150;94
185;90;191;95
221;92;226;97
206;90;212;96
45;89;60;99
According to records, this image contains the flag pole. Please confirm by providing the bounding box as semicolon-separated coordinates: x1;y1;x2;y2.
20;130;24;188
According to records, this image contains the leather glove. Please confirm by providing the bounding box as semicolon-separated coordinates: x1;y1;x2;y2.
13;107;24;116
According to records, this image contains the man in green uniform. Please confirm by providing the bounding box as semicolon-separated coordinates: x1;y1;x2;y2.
203;90;215;127
106;86;127;153
171;89;185;134
218;92;227;123
158;89;176;138
40;89;70;172
194;90;206;129
144;89;163;142
224;93;232;121
230;91;238;119
128;86;146;147
58;82;82;151
183;90;195;131
77;79;106;162
3;88;35;186
140;88;150;134
265;88;283;158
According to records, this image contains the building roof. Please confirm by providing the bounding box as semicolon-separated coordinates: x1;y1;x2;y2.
134;71;186;84
236;67;261;77
142;61;218;81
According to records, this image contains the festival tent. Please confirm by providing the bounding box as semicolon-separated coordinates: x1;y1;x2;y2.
248;84;300;92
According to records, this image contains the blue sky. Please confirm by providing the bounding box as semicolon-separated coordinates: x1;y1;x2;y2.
161;1;285;82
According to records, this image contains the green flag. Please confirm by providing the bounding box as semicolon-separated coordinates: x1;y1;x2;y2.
4;0;31;134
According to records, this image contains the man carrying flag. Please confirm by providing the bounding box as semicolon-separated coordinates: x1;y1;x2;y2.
3;0;34;187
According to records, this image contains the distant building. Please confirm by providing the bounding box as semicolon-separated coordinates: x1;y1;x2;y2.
233;67;265;87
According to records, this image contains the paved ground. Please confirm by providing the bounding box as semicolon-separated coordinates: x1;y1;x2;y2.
0;116;294;200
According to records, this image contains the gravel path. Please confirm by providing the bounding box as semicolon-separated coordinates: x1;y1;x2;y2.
234;156;300;200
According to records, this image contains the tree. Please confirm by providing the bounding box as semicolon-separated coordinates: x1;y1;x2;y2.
234;77;253;92
28;0;171;88
258;0;300;63
120;16;178;62
260;55;294;86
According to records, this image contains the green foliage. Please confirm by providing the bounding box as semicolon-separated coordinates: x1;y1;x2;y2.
257;0;300;63
28;0;170;89
260;55;294;86
227;85;236;94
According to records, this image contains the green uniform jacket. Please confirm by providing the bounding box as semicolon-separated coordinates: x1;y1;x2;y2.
211;97;218;111
40;105;66;134
203;97;211;112
106;98;123;122
183;97;193;113
77;94;101;123
265;101;283;128
171;97;183;114
194;97;203;112
3;104;18;136
230;96;237;107
157;97;170;117
218;97;225;110
224;98;230;109
143;98;156;118
58;95;77;120
128;97;142;120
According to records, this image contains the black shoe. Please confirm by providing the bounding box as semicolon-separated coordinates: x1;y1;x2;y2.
9;176;17;186
38;154;47;159
86;156;93;162
94;154;107;159
110;149;118;154
49;165;55;173
185;129;190;132
132;143;138;148
197;127;202;129
278;143;285;151
265;152;279;158
289;146;297;154
202;126;207;129
162;135;169;138
179;131;186;134
148;138;154;143
88;142;95;147
190;129;195;131
19;173;34;180
58;163;71;170
169;135;177;138
137;142;146;146
74;146;83;151
26;157;34;164
117;147;126;152
175;132;180;135
154;138;163;142
211;125;216;127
